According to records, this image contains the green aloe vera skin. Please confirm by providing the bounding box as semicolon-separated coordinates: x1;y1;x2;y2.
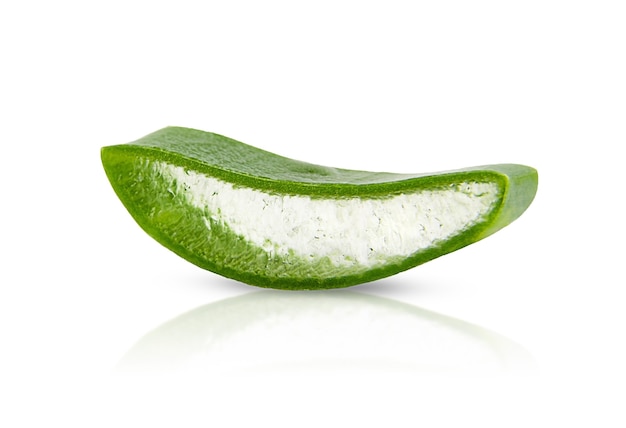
101;127;538;290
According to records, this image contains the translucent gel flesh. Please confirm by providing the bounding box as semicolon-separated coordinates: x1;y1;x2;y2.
155;162;500;269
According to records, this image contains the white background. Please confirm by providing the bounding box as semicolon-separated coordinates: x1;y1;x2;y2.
1;1;625;426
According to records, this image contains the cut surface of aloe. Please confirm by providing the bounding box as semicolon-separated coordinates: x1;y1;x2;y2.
101;127;537;290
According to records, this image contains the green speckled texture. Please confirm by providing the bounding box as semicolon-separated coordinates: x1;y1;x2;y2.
101;126;538;289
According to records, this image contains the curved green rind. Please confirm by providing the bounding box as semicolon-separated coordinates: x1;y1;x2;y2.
101;126;537;290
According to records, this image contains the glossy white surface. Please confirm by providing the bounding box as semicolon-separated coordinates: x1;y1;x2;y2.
1;1;624;427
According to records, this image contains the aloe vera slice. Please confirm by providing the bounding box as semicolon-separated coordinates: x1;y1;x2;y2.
101;127;537;290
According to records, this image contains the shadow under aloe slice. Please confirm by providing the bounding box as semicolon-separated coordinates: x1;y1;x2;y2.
101;126;538;290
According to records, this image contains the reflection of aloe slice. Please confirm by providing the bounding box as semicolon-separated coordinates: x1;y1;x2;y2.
116;291;535;374
101;127;537;289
